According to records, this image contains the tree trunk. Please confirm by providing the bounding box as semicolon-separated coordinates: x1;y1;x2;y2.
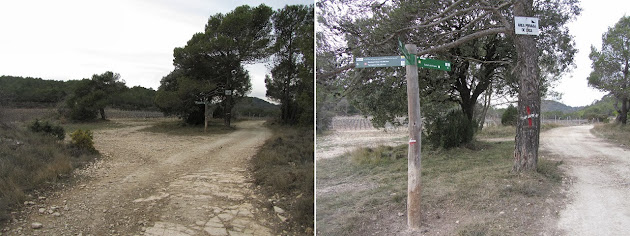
99;108;106;120
224;94;232;127
479;85;493;131
513;0;541;172
620;98;628;125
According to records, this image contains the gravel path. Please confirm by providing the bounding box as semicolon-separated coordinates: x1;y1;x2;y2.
541;125;630;235
3;119;277;235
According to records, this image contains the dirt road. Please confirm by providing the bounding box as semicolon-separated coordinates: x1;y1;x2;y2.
4;119;276;235
541;125;630;235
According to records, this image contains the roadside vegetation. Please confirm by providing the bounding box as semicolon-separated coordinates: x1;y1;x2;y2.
251;124;314;235
591;123;630;148
317;141;564;235
0;121;98;222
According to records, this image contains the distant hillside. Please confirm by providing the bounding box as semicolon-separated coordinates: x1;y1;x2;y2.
233;97;279;117
541;100;582;113
0;75;157;110
540;95;621;121
573;94;617;121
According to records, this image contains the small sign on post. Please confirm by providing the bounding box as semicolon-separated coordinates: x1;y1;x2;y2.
418;58;451;71
514;16;540;35
355;56;406;68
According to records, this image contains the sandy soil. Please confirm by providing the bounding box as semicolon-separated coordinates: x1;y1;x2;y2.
541;125;630;235
3;119;279;236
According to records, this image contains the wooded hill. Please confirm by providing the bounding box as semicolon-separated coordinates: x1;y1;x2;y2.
0;75;279;118
540;95;619;121
0;75;157;110
541;100;583;113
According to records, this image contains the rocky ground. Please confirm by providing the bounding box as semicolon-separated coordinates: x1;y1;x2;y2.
1;119;287;236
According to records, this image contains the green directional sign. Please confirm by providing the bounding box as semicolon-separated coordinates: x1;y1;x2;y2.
398;39;416;65
355;56;406;68
418;58;451;71
355;55;452;71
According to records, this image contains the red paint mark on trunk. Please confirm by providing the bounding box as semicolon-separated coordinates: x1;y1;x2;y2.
526;106;532;127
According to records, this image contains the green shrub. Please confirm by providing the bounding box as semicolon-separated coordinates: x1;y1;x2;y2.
28;119;65;140
69;129;95;152
426;109;476;149
501;105;518;126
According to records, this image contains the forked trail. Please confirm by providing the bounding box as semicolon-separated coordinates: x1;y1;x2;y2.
5;119;276;235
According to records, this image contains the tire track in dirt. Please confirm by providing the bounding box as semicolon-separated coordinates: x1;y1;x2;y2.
541;125;630;235
4;119;275;235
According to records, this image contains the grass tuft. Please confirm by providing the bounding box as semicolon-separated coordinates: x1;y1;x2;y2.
350;145;406;166
476;125;515;139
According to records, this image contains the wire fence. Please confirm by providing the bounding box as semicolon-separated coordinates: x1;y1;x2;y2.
332;116;601;131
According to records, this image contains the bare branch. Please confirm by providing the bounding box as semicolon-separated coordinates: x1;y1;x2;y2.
400;6;493;32
416;27;508;56
453;55;512;64
423;0;467;23
482;0;513;31
317;63;356;80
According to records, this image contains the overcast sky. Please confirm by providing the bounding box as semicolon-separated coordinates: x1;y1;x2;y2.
559;0;629;107
0;0;311;102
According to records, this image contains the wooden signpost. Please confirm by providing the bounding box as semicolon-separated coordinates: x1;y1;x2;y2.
354;42;451;230
195;99;213;132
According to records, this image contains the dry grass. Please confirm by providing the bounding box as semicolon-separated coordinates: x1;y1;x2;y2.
591;123;630;148
316;141;565;235
477;123;562;140
0;123;99;222
0;108;58;124
476;125;516;139
251;125;314;235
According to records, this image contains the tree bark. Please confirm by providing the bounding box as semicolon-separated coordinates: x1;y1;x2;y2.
620;98;628;125
512;0;541;172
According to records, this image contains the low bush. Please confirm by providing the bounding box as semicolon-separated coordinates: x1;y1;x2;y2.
426;109;476;149
69;129;96;152
501;104;518;126
28;119;65;140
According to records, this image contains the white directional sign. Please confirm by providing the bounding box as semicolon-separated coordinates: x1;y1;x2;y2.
514;16;540;35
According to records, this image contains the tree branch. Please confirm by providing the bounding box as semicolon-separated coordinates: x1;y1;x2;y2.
452;55;512;64
416;27;508;56
317;63;356;80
